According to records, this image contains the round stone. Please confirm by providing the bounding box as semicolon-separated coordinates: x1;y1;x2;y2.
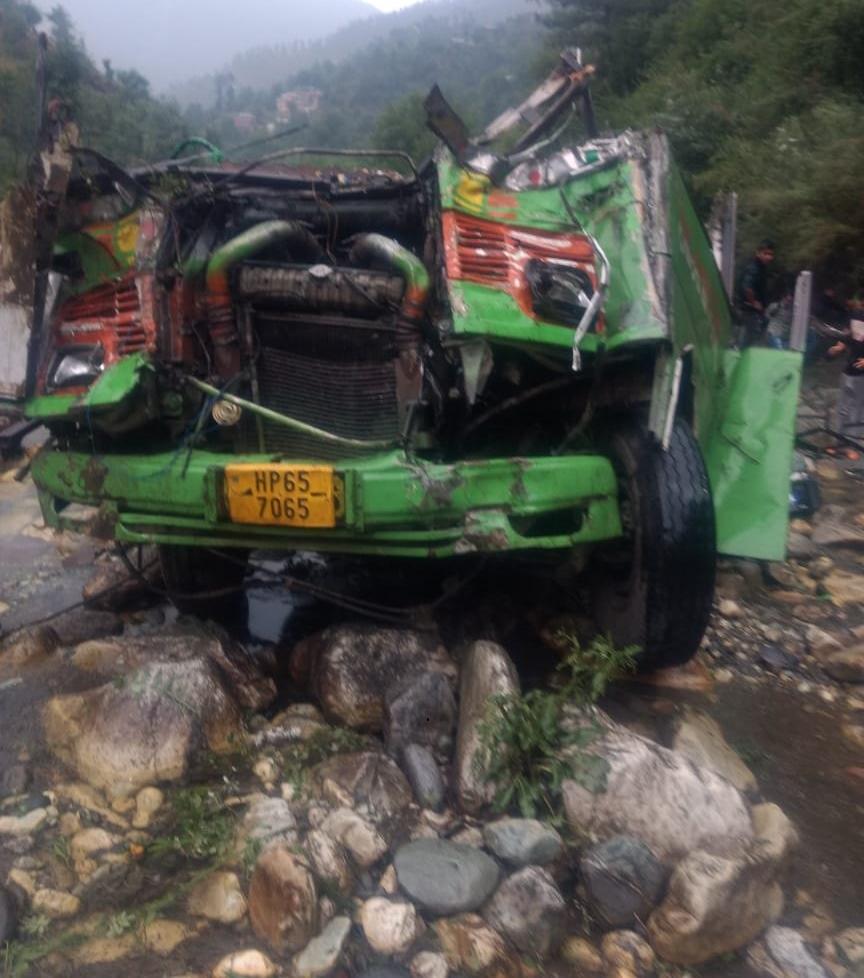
483;818;563;867
394;838;500;914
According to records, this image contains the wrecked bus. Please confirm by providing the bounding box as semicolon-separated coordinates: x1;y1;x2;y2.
0;53;803;668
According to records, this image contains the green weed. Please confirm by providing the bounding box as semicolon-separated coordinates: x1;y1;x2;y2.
281;726;371;794
18;918;49;942
477;634;637;822
147;787;234;862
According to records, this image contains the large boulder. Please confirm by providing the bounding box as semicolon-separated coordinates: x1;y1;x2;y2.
647;803;798;965
294;625;454;730
482;866;566;957
42;657;241;796
312;751;413;818
249;846;318;953
395;839;500;915
71;627;276;712
562;720;754;863
455;641;520;815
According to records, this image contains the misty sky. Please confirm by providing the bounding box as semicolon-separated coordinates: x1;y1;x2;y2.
368;0;420;8
39;0;426;87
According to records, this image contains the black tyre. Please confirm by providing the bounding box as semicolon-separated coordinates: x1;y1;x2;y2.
158;544;249;621
591;418;716;670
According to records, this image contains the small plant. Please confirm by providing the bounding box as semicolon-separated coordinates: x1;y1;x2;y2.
51;836;72;869
147;787;234;862
104;910;137;938
240;836;264;879
281;726;372;794
19;917;50;941
477;634;637;822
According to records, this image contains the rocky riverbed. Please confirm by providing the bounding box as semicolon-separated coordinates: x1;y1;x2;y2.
1;371;863;978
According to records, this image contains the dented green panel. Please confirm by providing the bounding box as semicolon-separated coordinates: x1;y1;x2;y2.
33;447;622;557
25;351;151;420
438;150;668;350
705;348;803;560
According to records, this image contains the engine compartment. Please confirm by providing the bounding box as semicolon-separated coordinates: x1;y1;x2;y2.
38;153;610;464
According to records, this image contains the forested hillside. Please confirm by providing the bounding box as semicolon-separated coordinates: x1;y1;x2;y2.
170;0;534;107
2;0;862;287
0;1;187;194
545;0;864;286
186;9;544;161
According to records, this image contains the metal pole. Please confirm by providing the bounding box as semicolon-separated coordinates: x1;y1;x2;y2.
708;192;737;299
720;193;737;299
790;271;812;353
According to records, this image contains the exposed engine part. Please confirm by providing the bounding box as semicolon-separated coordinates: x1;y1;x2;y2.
203;220;323;378
237;264;405;318
246;313;406;460
349;234;430;323
225;194;425;238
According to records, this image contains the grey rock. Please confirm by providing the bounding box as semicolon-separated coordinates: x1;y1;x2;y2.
52;607;122;647
787;533;816;560
483;818;563;867
0;764;29;798
754;926;830;978
400;744;445;811
385;671;456;756
562;715;754;864
293;915;351;978
482;866;567;957
394;838;500;914
455;641;520;814
580;836;667;929
0;886;18;944
758;644;799;672
243;797;298;848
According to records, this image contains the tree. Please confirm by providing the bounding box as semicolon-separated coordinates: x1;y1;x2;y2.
372;93;437;162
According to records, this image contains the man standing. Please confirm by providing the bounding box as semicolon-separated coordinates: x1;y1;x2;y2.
735;239;775;347
829;318;864;453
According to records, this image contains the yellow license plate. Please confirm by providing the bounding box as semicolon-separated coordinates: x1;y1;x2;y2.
224;464;337;527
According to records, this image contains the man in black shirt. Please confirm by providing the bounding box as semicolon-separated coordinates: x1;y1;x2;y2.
735;239;776;347
829;318;864;448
